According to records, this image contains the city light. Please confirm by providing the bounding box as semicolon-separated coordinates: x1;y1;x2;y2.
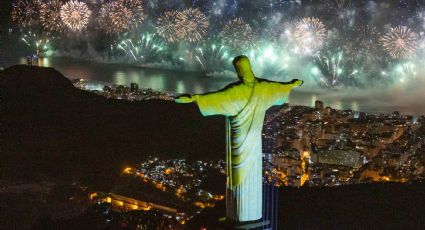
5;1;425;229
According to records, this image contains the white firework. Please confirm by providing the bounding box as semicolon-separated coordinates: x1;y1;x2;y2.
156;11;180;43
293;17;327;55
40;0;65;33
11;0;42;28
176;8;209;43
380;26;418;59
219;18;255;51
119;0;144;30
98;1;132;35
60;0;92;32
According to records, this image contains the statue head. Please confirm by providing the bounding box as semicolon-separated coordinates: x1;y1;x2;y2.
232;55;255;84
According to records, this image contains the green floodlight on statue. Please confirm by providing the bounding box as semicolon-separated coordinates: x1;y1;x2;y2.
175;55;302;224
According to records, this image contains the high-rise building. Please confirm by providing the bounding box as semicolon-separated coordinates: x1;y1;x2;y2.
130;83;139;92
315;100;324;110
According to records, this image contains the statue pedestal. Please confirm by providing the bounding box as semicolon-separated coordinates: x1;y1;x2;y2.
218;217;271;230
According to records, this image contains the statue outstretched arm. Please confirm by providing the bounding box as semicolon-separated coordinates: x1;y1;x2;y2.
267;79;303;106
276;79;303;86
175;84;240;116
290;79;304;87
175;94;196;104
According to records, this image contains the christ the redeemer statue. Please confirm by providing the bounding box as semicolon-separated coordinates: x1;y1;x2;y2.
175;55;303;223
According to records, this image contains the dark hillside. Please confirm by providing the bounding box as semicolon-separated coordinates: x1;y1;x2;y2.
1;65;225;185
189;181;425;229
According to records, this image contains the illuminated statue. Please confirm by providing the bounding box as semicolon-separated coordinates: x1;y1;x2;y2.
175;55;303;223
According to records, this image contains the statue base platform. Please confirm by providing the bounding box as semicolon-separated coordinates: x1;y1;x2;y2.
218;217;271;230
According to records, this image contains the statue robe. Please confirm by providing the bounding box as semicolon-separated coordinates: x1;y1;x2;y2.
193;78;294;222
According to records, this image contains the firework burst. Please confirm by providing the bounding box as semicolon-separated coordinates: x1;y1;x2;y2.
117;0;144;30
193;43;233;71
176;8;209;43
156;11;180;43
40;0;65;33
117;33;166;63
21;31;53;56
380;26;418;59
312;50;359;87
394;62;417;83
11;0;42;28
98;1;132;35
219;18;255;51
244;43;294;79
60;0;92;32
293;17;327;55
